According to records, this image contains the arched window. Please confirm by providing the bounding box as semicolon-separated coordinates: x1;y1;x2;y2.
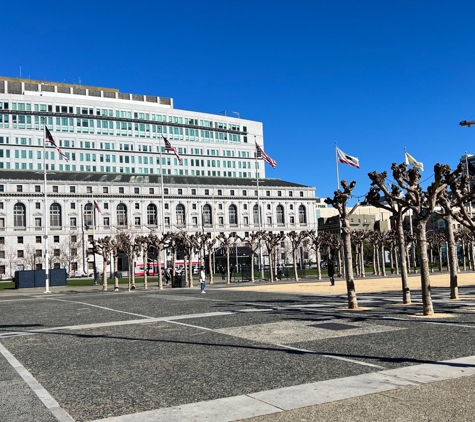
176;204;186;227
13;203;26;228
299;205;307;224
229;204;238;225
84;203;93;228
50;203;62;228
253;204;261;225
147;204;157;226
276;205;285;225
117;203;127;227
203;204;212;226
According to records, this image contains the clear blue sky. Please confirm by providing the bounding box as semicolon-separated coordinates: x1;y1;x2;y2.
3;1;475;202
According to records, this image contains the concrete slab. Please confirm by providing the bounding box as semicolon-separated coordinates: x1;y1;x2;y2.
91;395;282;422
382;355;475;383
248;372;418;410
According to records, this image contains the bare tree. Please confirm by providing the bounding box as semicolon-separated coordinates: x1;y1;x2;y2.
262;231;287;282
136;234;153;290
307;230;326;280
116;232;139;292
366;173;411;303
149;232;172;290
203;234;216;284
59;236;81;275
217;232;236;284
93;236;115;292
389;162;462;315
287;230;308;281
325;180;360;309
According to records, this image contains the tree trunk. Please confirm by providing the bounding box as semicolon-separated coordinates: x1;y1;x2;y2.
208;251;214;284
158;246;164;290
226;248;231;284
375;245;381;276
143;249;148;290
397;219;411;304
250;250;255;283
102;259;108;291
317;248;322;280
342;218;358;309
372;247;377;275
462;241;466;272
131;250;136;289
269;250;275;282
293;249;299;281
184;254;189;287
114;253;119;291
445;215;459;299
416;223;434;316
381;245;386;277
438;245;443;272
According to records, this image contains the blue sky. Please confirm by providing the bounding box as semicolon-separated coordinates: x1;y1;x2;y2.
3;1;475;202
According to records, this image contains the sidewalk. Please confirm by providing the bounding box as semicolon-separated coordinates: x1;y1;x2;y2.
2;270;474;297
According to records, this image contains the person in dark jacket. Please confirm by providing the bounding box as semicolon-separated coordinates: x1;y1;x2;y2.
327;258;335;286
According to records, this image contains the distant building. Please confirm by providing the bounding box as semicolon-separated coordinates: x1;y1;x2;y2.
0;77;318;277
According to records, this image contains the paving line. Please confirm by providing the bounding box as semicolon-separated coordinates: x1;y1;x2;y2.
90;355;475;422
273;343;386;369
0;310;245;338
0;342;74;422
45;297;155;319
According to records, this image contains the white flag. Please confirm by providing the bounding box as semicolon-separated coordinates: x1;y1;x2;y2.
336;147;360;168
405;151;424;171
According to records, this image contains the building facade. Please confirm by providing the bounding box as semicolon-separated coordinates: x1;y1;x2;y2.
0;77;317;277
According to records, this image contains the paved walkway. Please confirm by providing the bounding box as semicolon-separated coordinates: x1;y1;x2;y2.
1;271;474;421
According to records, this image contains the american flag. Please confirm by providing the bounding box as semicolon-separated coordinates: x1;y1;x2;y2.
163;136;181;162
45;126;68;161
256;143;277;168
94;200;102;213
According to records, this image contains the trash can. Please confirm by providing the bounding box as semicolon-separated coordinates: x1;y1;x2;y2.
172;274;185;288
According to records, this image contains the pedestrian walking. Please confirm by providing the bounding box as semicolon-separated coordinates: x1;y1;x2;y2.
327;258;335;286
199;266;206;293
164;268;171;285
220;265;225;281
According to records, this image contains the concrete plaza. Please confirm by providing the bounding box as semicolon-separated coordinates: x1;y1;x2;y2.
1;271;475;421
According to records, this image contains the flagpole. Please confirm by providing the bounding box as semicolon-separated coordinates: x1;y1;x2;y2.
92;197;98;286
159;135;165;233
255;136;263;279
43;126;50;293
335;141;340;189
159;135;166;272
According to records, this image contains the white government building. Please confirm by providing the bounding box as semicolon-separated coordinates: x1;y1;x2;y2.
0;77;318;277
